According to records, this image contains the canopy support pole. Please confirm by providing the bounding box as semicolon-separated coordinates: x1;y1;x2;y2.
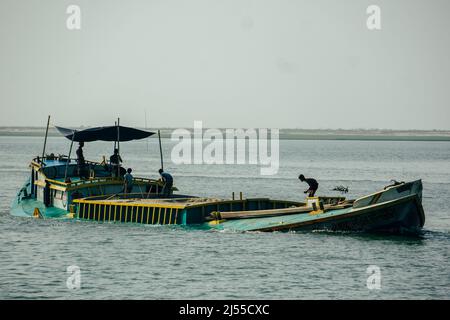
41;115;51;163
64;130;76;182
113;121;117;155
117;118;120;178
145;109;149;152
158;130;164;171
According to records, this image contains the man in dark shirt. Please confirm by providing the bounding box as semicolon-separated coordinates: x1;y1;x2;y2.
76;142;87;178
299;174;319;197
159;168;173;197
76;142;85;164
110;148;123;177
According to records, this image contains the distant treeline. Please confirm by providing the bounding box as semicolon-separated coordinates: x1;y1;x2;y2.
0;127;449;141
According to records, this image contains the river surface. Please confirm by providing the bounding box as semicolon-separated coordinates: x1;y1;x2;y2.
0;136;449;299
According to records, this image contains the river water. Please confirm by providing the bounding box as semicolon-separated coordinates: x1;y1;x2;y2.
0;136;449;299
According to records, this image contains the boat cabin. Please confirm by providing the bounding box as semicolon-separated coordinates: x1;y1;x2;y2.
16;123;169;216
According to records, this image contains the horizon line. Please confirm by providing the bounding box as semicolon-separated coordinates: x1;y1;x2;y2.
0;126;450;132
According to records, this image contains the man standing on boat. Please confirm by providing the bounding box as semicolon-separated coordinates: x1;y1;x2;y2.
299;174;319;197
159;168;173;197
76;142;87;179
110;148;123;177
123;168;133;194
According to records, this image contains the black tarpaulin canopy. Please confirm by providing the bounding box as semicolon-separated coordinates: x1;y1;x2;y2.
55;125;155;142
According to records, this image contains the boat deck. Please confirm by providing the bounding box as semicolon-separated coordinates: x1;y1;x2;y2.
72;195;307;225
97;197;227;207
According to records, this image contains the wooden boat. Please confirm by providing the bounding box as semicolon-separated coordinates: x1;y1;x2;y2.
206;180;425;234
11;122;173;218
11;122;425;235
66;179;424;234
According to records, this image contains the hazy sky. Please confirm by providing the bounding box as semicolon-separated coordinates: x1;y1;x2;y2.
1;0;449;129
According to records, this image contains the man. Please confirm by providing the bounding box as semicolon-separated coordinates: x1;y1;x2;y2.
76;142;87;178
299;174;319;197
158;168;173;197
123;168;133;194
110;148;123;177
43;180;51;207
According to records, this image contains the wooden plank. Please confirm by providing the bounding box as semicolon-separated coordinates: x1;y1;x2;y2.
217;206;311;219
216;203;353;220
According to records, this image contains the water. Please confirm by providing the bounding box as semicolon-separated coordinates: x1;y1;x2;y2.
0;136;449;299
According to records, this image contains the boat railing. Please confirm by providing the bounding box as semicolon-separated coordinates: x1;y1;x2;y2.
31;156;172;192
352;180;421;208
32;155;105;167
75;193;191;202
45;176;162;189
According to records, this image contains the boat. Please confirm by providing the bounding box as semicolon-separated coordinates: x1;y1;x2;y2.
11;121;425;235
206;180;425;234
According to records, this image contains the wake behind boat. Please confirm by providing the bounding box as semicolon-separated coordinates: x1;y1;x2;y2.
11;120;425;235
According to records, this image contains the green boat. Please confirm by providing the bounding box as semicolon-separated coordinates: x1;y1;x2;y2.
11;122;425;235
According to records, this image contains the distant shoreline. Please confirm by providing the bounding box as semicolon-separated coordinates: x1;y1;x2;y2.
1;127;450;141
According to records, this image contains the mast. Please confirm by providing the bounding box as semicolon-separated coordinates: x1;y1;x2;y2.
41;115;51;163
64;130;76;182
117;118;120;178
145;109;149;152
158;129;164;171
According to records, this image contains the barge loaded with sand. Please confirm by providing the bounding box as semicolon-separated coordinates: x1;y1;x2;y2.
11;121;425;235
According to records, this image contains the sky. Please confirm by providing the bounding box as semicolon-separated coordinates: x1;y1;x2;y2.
0;0;449;130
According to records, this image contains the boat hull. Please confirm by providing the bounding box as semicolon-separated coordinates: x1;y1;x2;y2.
209;194;424;235
11;175;425;235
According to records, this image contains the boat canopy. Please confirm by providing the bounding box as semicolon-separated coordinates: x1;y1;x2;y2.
55;125;155;142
